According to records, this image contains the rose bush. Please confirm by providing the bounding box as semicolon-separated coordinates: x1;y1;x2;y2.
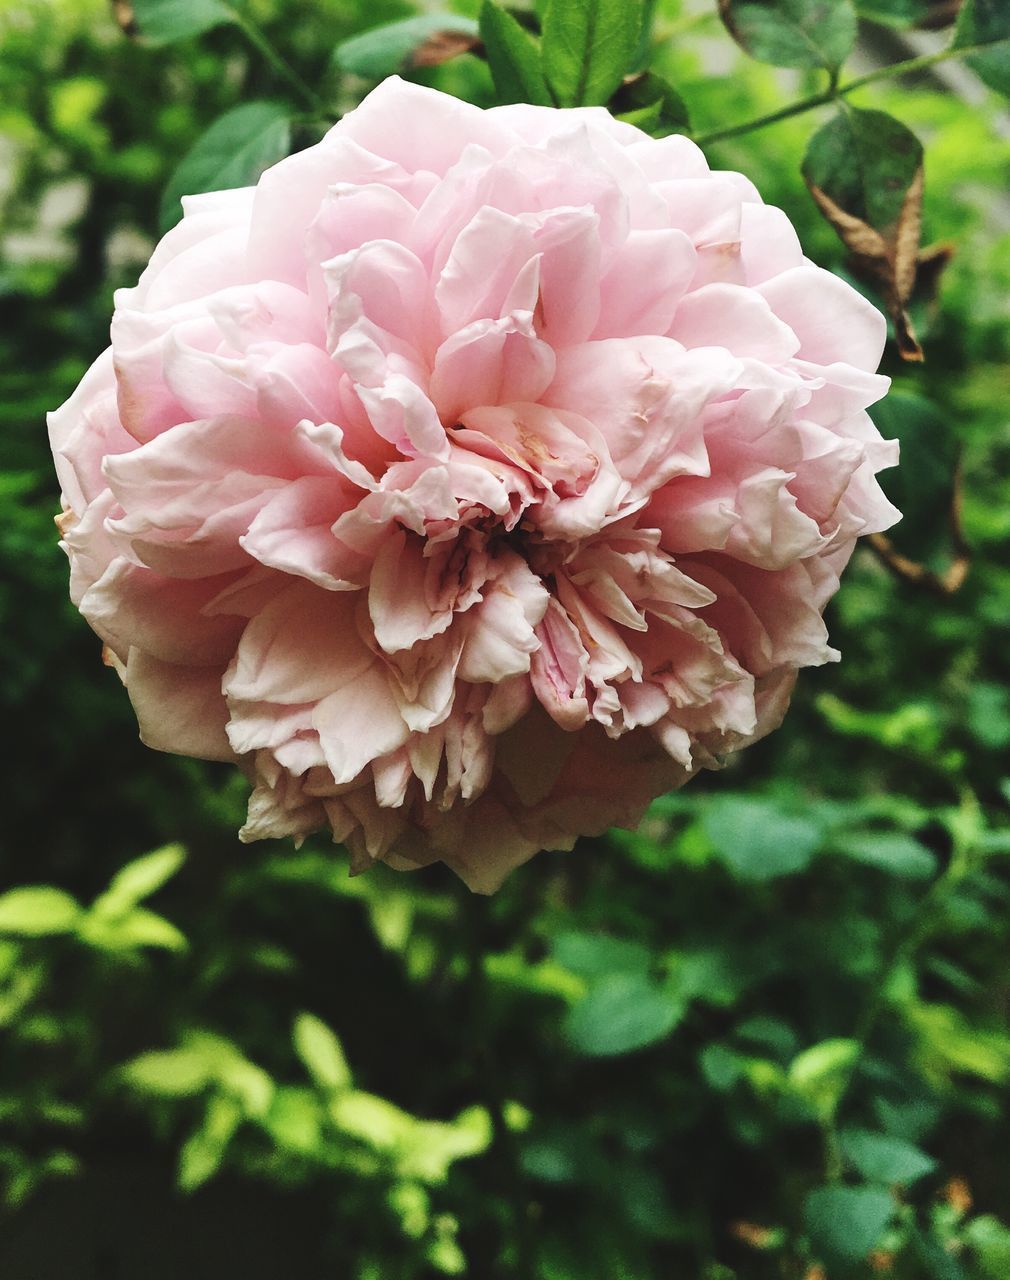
49;77;898;891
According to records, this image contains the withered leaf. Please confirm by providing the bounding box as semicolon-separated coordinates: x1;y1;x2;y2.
334;14;479;80
803;107;926;361
410;28;481;67
112;0;138;37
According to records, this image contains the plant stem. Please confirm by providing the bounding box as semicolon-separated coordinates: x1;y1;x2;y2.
460;889;538;1280
227;7;326;115
693;41;990;146
819;795;979;1178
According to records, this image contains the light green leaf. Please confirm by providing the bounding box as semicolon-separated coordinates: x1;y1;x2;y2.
839;1128;936;1185
177;1095;242;1191
833;830;938;879
564;973;683;1057
95;844;186;914
720;0;857;70
804;1185;895;1264
788;1038;859;1119
965;1215;1010;1280
78;907;187;953
334;15;479;79
121;1048;213;1096
159;101;292;232
0;887;81;937
479;1;553;106
261;1086;324;1155
703;797;823;880
293;1012;352;1092
131;0;237;45
329;1092;491;1182
952;0;1010;97
542;0;643;107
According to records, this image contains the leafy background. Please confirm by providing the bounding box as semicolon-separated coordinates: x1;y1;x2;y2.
1;0;1009;1275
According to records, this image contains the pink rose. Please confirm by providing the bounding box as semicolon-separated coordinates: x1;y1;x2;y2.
50;77;898;891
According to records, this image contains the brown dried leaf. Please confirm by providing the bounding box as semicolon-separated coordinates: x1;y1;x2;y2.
804;109;926;361
112;0;138;37
410;28;481;68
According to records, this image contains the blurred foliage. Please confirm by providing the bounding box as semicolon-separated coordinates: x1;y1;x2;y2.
1;0;1010;1275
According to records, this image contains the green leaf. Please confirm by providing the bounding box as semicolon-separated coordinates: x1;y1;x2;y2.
564;973;683;1057
541;0;643;107
159;102;292;233
177;1095;242;1192
968;682;1010;750
855;0;932;27
94;844;186;914
839;1128;936;1185
870;394;958;567
0;887;81;936
479;2;553;105
788;1038;859;1120
703;797;823;880
121;1048;213;1096
131;0;237;45
552;930;652;979
334;14;480;80
700;1043;746;1091
720;0;857;71
833;829;939;879
952;0;1010;97
79;907;188;953
965;1215;1010;1280
804;1185;895;1264
611;71;690;135
293;1012;352;1092
261;1086;324;1155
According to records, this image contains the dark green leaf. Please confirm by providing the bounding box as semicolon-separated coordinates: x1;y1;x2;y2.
870;393;958;567
833;829;939;879
564;973;683;1056
541;0;643;106
855;0;932;26
839;1128;937;1184
611;71;690;134
952;0;1010;97
334;14;480;80
703;797;823;880
552;931;652;979
159;102;292;232
700;1043;746;1090
131;0;236;45
968;683;1010;750
803;1185;894;1264
720;0;857;70
480;1;553;105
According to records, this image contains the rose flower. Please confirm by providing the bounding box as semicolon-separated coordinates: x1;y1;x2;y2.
49;78;898;891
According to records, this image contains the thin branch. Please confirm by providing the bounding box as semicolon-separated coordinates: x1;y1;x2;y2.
693;41;996;146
